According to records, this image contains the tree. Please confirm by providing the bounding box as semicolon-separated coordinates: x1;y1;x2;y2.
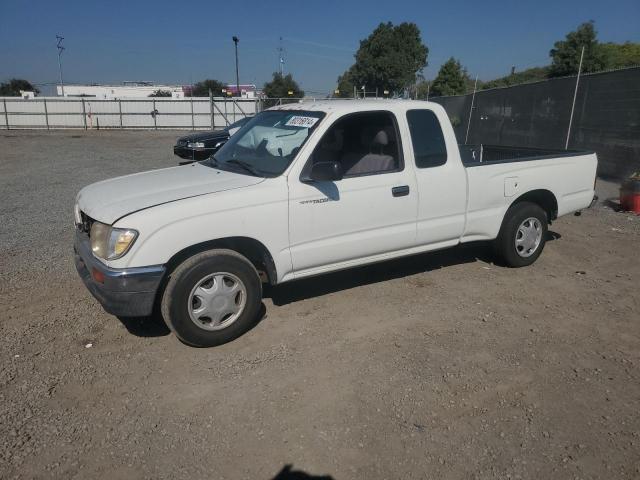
334;67;356;98
149;89;172;97
263;72;304;98
599;42;640;69
414;81;431;100
430;58;469;97
474;22;639;91
481;66;550;90
348;22;428;95
549;21;606;77
190;79;225;97
0;78;40;96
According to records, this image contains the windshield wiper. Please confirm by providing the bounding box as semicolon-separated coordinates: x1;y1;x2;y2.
202;155;220;168
226;159;264;177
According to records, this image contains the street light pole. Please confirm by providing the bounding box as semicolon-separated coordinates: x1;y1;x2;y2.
232;36;240;98
56;35;65;96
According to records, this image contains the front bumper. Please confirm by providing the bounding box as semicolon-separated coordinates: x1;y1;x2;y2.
74;230;165;317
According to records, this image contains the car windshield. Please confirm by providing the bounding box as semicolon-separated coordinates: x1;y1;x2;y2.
202;110;325;177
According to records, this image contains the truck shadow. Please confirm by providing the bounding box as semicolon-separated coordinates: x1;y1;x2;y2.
117;314;171;337
265;233;560;306
116;303;268;339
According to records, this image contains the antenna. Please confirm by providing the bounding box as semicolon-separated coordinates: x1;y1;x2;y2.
56;35;65;96
277;37;285;75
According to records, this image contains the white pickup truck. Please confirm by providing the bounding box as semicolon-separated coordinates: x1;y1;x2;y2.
74;100;598;346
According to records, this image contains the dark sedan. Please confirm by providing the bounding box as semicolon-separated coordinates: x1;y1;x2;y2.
173;117;251;163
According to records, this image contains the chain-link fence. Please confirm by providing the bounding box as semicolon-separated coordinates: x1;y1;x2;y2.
0;97;258;130
431;66;640;179
6;73;638;179
0;96;352;129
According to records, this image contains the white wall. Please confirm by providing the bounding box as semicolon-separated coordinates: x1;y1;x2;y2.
56;84;185;99
0;97;258;130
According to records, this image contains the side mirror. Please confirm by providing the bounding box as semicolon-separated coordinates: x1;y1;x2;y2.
305;161;343;182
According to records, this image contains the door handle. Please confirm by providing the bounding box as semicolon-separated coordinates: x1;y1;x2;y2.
392;185;410;197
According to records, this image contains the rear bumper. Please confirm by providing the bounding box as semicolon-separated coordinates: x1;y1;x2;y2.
73;230;165;317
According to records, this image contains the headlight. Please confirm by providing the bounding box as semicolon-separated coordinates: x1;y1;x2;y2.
73;202;82;225
187;141;205;149
90;222;138;260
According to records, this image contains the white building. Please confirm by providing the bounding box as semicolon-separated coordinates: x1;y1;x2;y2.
56;82;260;99
57;82;186;99
224;84;259;99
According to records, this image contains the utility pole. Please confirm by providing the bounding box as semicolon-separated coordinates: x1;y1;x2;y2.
277;37;285;75
232;36;240;98
565;45;585;150
56;35;65;96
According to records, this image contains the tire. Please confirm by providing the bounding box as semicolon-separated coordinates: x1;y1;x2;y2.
161;249;262;347
494;201;548;268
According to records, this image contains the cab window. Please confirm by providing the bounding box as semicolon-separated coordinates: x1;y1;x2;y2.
406;109;448;168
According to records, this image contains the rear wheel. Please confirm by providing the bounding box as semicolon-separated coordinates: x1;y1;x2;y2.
161;249;262;347
494;202;548;267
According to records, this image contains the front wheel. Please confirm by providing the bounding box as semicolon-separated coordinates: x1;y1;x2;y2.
161;249;262;347
494;202;548;267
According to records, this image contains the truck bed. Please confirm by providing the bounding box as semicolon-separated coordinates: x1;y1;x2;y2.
459;144;598;243
459;144;594;167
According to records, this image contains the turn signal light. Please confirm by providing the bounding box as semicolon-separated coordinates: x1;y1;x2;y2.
92;267;105;284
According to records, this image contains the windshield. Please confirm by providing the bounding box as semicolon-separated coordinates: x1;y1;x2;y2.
203;110;325;177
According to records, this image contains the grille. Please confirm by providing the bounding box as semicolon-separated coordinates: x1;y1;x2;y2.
77;211;94;235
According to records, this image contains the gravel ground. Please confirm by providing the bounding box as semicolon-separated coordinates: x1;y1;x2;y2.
1;130;639;480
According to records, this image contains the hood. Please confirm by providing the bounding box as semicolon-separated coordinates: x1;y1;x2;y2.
77;163;263;224
177;130;228;143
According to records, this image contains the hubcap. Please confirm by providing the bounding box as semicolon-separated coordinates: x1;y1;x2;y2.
188;272;246;331
515;217;543;258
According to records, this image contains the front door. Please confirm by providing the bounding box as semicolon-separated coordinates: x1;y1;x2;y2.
287;110;418;276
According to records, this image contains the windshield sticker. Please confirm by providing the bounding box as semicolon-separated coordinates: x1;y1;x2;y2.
284;116;319;128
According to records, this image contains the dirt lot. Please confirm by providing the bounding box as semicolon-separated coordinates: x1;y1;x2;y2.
1;130;639;479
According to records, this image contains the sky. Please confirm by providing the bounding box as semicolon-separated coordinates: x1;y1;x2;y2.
1;0;639;95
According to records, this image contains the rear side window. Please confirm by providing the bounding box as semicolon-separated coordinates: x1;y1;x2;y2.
406;109;447;168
